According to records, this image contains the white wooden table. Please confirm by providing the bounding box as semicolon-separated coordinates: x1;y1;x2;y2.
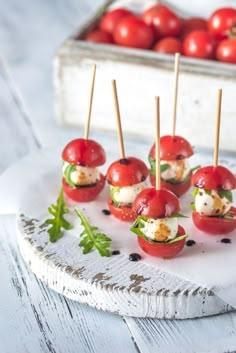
1;1;236;352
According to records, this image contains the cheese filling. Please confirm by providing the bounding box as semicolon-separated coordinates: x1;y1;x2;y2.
161;159;191;182
63;162;100;186
141;217;178;242
110;180;148;206
195;189;232;216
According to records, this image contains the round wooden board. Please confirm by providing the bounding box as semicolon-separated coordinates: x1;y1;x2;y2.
17;213;233;319
15;146;236;319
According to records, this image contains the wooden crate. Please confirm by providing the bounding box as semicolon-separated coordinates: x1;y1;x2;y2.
54;0;236;151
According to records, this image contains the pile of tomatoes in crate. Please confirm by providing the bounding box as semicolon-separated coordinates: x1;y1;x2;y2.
84;4;236;64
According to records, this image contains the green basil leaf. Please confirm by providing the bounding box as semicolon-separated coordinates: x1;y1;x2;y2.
64;163;77;188
218;190;233;202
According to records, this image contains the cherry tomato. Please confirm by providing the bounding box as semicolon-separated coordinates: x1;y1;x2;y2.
99;8;133;34
108;197;137;222
208;7;236;40
180;17;207;40
142;5;181;39
183;30;216;59
106;157;149;187
84;30;114;44
149;135;193;161
138;225;186;258
191;165;236;190
113;15;154;49
192;207;236;235
62;174;105;202
150;172;192;198
216;38;236;63
132;188;180;219
153;37;182;54
62;138;106;167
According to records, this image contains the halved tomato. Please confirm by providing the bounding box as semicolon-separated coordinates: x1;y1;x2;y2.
62;174;105;202
191;165;236;190
149;135;193;161
138;225;186;258
192;207;236;235
108;197;137;222
132;187;180;219
106;157;149;187
62;138;106;167
150;172;192;197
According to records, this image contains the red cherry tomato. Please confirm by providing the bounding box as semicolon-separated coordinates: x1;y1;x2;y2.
142;5;181;39
62;174;105;202
99;8;133;34
191;165;236;190
208;7;236;40
192;207;236;235
106;157;149;187
150;172;192;198
84;30;114;44
183;30;216;59
132;188;180;219
153;37;182;54
108;197;137;222
138;225;186;258
216;38;236;63
62;138;106;167
113;15;154;49
149;135;193;161
180;17;207;40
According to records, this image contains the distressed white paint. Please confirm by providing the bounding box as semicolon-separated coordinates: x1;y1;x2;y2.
54;1;236;151
1;0;236;352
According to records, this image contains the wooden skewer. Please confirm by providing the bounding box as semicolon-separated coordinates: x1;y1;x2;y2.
172;53;180;136
84;64;97;140
111;79;125;159
155;96;161;190
213;89;222;168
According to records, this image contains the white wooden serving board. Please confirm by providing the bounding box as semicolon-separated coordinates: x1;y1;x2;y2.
15;146;236;319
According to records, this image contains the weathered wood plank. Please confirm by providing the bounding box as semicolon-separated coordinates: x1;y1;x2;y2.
125;314;236;353
0;215;138;353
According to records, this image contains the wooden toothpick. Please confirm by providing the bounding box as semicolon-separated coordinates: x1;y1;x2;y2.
111;80;125;159
155;96;161;190
172;53;180;136
84;64;96;140
213;89;222;168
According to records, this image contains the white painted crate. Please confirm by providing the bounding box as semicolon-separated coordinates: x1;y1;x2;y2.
54;0;236;151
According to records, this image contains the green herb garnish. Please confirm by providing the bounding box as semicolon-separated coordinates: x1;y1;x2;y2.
148;156;169;176
45;188;73;242
75;208;112;257
63;163;77;188
218;190;233;202
191;165;201;173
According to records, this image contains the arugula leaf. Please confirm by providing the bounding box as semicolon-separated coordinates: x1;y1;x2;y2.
191;165;201;173
75;208;112;257
205;189;211;195
170;212;188;218
130;216;188;244
189;202;196;210
218;190;233;202
148;156;169;176
192;187;199;198
45;188;73;242
64;163;77;188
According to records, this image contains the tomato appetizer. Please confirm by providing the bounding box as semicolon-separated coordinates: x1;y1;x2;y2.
191;165;236;234
106;157;149;222
62;138;106;202
149;135;194;197
130;188;187;258
83;4;236;64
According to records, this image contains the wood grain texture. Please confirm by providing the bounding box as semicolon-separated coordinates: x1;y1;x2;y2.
0;215;138;353
17;211;232;319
